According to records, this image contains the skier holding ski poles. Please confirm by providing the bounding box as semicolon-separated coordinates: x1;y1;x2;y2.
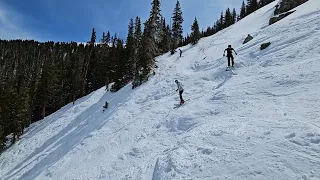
223;45;237;67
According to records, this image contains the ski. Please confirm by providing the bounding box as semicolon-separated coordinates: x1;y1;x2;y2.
173;99;190;109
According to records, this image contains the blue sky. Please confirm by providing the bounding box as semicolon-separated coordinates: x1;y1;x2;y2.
0;0;242;42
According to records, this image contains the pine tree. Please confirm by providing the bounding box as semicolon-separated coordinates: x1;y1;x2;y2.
240;1;247;19
171;0;184;54
246;0;252;15
125;18;135;80
101;31;111;45
232;8;237;24
106;31;111;45
251;0;258;13
132;17;143;88
0;88;6;150
225;8;233;27
112;38;126;91
160;18;171;53
148;0;162;44
190;17;201;45
237;14;241;22
138;0;162;80
220;11;225;30
101;32;106;43
85;28;98;93
0;123;3;150
12;84;30;142
90;28;97;46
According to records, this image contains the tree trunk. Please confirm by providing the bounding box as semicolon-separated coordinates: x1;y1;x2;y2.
41;102;46;119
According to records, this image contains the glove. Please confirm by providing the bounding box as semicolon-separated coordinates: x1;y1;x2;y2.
176;89;178;92
223;54;225;57
235;53;237;55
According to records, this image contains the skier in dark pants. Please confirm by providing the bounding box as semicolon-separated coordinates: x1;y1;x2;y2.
103;101;108;112
223;45;237;67
175;80;184;105
179;49;182;57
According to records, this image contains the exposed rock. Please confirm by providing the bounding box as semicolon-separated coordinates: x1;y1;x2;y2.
274;0;308;15
269;0;308;25
260;42;271;50
243;34;254;44
269;11;295;25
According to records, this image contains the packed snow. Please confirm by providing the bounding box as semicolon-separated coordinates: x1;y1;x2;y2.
1;0;320;179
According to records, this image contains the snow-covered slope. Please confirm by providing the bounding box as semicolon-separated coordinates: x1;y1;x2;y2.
1;0;320;179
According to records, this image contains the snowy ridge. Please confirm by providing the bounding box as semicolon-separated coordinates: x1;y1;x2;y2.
1;0;320;179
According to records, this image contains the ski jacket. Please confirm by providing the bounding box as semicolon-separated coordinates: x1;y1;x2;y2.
225;47;235;55
176;81;184;91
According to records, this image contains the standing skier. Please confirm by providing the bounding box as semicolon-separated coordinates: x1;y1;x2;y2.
223;45;237;67
175;80;184;105
179;49;182;57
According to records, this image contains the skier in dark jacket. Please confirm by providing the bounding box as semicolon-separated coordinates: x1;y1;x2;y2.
223;45;237;67
179;49;182;57
103;101;108;112
175;80;184;105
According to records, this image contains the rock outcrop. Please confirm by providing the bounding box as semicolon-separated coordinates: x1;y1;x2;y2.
269;0;308;25
274;0;308;15
243;34;254;44
260;42;271;50
269;11;295;25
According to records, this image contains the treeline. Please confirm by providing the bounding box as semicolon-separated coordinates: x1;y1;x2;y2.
0;0;275;151
0;35;128;149
182;0;275;44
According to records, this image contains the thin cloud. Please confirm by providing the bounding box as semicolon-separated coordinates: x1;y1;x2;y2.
0;2;35;40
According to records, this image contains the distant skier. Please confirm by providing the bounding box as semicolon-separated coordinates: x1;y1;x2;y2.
223;45;237;67
175;80;184;105
179;49;182;57
103;101;108;112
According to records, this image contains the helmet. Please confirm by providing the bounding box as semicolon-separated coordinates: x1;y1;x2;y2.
175;80;178;83
228;45;231;47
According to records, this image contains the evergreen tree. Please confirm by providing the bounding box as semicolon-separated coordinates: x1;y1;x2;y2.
86;28;98;93
0;123;3;151
101;32;106;43
160;18;171;53
220;11;225;30
251;0;258;13
148;0;162;44
240;1;247;19
132;16;143;88
246;0;252;15
12;84;30;142
225;8;233;27
190;17;201;45
126;18;135;80
171;0;184;54
232;8;237;24
101;31;111;45
90;28;97;46
137;0;162;82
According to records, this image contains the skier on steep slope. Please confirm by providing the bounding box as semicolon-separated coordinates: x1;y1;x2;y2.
175;80;184;105
223;45;237;67
102;101;108;112
179;49;182;57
